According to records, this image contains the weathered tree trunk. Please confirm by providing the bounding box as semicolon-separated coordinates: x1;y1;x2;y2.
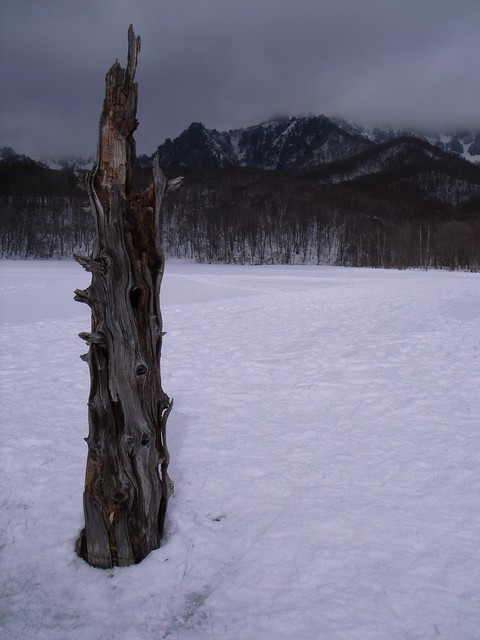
74;26;181;568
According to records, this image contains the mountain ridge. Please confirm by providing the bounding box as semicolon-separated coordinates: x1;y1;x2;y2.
3;114;479;171
156;115;480;170
157;116;374;170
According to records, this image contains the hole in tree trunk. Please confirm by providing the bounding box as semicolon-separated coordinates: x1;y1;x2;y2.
135;364;148;376
129;286;143;310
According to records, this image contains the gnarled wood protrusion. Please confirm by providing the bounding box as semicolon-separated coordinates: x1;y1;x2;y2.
75;26;181;568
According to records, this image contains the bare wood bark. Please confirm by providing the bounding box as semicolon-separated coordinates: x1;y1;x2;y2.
75;25;181;568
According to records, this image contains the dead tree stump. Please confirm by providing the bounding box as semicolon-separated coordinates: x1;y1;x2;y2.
74;26;181;568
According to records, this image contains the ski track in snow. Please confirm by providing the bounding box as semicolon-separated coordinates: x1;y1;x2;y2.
1;260;479;640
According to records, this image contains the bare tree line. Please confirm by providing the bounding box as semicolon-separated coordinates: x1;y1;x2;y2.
0;195;93;259
1;164;479;271
161;166;480;271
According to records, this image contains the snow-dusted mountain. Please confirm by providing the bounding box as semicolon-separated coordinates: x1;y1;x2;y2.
156;116;480;170
332;118;480;164
156;116;374;170
300;135;480;206
0;146;94;171
0;146;43;166
3;114;479;172
41;155;94;171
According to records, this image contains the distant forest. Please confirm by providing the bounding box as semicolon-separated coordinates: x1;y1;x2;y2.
1;153;479;271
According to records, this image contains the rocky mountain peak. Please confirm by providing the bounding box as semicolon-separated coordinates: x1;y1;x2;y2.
156;115;373;171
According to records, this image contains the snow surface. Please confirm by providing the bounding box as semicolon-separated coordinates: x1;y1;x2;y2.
1;260;480;640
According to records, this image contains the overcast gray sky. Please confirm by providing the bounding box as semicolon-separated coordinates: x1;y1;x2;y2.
1;0;479;159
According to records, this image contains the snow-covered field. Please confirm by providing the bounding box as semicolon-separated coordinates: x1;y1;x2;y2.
1;260;479;640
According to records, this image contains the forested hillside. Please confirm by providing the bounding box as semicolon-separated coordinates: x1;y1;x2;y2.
1;139;479;270
0;151;93;259
160;159;480;270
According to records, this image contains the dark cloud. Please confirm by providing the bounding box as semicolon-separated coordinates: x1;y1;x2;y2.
1;0;479;158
